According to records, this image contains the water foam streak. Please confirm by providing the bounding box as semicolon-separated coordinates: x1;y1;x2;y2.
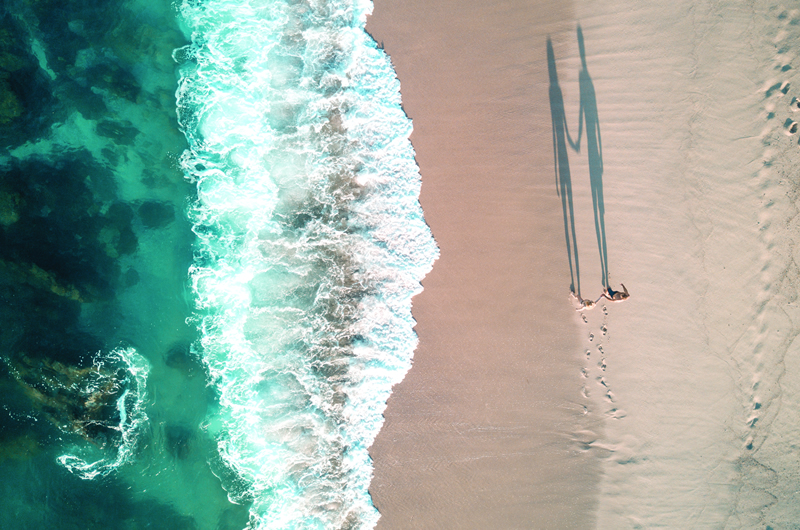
55;347;151;480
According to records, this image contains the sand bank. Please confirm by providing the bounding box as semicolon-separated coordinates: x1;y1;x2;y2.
366;1;603;528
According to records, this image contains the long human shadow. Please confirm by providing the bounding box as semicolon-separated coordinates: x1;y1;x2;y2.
547;38;581;296
574;25;609;289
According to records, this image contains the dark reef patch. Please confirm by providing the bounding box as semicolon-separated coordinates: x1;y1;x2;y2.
0;14;58;149
164;423;193;460
96;119;140;145
164;341;204;378
0;0;249;527
139;200;176;229
0;151;131;301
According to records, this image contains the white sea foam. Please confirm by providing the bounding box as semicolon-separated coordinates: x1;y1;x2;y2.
57;347;151;480
175;0;437;527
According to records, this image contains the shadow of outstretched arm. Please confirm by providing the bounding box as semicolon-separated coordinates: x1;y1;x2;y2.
569;95;583;152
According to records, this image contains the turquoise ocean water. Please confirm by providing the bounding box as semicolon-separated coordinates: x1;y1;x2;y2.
0;0;436;528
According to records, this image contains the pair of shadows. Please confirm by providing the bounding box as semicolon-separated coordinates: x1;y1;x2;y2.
548;26;609;297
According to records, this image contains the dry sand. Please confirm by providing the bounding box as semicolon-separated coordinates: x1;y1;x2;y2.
565;3;800;527
366;1;603;528
365;0;800;527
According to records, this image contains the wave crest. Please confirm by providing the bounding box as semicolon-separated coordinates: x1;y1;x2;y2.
176;0;437;527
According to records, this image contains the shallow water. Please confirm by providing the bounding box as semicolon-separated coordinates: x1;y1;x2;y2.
0;0;433;528
0;0;251;527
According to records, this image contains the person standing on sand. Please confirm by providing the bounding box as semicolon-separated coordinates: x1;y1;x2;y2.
571;291;601;311
602;283;629;302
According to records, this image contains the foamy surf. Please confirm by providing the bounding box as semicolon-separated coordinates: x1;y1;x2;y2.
55;347;151;480
174;0;437;527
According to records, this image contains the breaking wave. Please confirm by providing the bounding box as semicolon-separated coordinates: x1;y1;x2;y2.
174;0;437;527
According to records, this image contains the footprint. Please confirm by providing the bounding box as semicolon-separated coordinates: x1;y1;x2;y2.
601;325;608;336
588;333;594;342
582;314;588;323
585;349;591;357
599;359;607;371
765;81;783;98
602;306;608;315
606;408;627;419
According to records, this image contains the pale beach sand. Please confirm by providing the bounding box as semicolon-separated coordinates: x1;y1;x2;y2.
366;1;603;528
568;3;800;527
368;0;800;528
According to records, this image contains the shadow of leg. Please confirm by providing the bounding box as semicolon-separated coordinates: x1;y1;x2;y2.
548;38;581;295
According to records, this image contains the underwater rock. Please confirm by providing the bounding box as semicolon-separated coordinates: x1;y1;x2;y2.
164;342;202;378
95;119;139;145
164;423;192;460
27;0;116;69
56;81;108;121
0;258;87;302
123;268;139;287
0;14;59;146
104;202;138;256
138;201;174;229
0;432;39;463
83;60;140;102
8;353;125;447
97;223;137;259
7;347;150;481
0;278;94;372
0;189;21;225
0;27;26;73
0;153;136;299
0;80;22;125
